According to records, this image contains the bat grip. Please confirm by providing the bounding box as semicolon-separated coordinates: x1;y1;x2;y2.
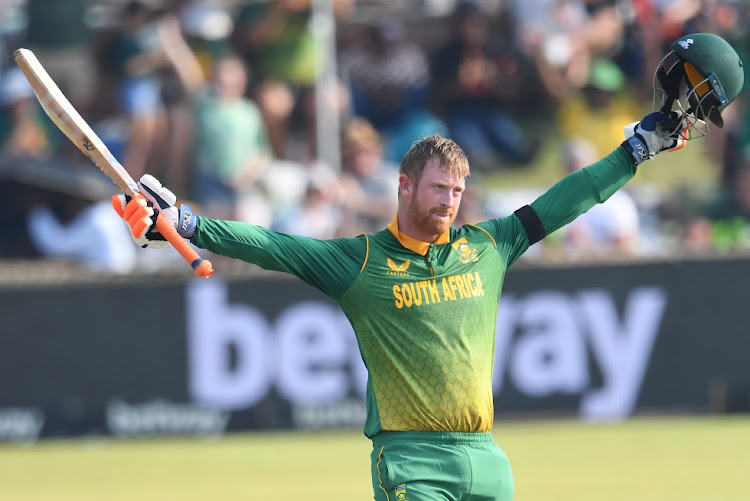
155;213;213;278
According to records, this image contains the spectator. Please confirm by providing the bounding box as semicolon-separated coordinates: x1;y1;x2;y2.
231;0;353;163
655;0;705;43
230;0;318;160
232;0;318;90
0;160;138;272
109;1;202;182
153;5;207;196
192;53;311;225
698;1;750;189
556;57;643;158
27;199;138;274
273;178;342;239
192;53;273;224
23;0;97;115
0;68;51;158
336;118;399;234
519;0;625;108
683;165;750;253
109;1;164;181
431;2;538;171
454;182;489;228
179;0;235;75
340;20;448;163
7;0;93;161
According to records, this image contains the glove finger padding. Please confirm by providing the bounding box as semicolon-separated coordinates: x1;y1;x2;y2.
112;193;126;218
112;194;154;237
111;193;169;249
138;174;179;230
128;198;156;239
111;174;197;248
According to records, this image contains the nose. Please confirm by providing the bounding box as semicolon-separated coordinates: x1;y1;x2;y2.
442;190;459;209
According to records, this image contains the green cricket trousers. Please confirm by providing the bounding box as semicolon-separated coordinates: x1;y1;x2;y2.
371;431;514;500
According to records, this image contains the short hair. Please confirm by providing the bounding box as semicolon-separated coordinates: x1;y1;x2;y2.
342;118;381;153
399;135;470;184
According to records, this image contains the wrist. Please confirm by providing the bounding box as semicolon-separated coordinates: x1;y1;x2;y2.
177;204;198;238
621;135;649;165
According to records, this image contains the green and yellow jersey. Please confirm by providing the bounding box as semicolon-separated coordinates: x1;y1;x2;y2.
191;147;636;438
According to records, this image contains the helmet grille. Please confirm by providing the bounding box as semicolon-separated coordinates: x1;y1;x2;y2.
653;50;728;140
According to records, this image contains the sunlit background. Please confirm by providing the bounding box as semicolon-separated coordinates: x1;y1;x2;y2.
1;1;749;500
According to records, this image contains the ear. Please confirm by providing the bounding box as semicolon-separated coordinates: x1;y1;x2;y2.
399;173;413;197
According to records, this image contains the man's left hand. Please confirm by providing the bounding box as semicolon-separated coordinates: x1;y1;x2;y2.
622;111;687;165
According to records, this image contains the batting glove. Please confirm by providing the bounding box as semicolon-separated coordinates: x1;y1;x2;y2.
621;111;687;165
111;174;198;248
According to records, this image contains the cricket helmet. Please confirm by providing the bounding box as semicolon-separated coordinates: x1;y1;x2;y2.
654;32;744;139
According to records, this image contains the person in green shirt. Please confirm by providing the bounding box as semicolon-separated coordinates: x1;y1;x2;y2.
113;31;743;501
113;107;680;499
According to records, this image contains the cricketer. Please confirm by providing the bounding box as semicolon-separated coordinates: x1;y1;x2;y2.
114;33;743;501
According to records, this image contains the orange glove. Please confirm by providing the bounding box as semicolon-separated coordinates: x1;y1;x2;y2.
111;174;184;248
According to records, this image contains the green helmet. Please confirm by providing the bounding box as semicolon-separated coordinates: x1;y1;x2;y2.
654;33;744;136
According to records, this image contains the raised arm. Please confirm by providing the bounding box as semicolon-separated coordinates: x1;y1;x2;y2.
529;111;686;239
113;174;366;300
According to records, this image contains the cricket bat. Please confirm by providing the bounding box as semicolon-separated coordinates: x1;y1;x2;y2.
14;48;213;278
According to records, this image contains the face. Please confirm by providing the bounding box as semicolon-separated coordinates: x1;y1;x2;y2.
344;145;381;178
401;158;465;240
214;59;247;99
459;14;487;48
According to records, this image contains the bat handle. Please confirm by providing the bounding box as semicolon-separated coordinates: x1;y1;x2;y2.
155;213;214;278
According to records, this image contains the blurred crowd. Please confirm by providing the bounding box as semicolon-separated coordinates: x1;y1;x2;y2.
1;0;749;273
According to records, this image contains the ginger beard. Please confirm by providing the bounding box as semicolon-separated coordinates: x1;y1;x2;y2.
402;162;463;240
405;193;456;237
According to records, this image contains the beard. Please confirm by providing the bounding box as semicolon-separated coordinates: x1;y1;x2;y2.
405;196;457;238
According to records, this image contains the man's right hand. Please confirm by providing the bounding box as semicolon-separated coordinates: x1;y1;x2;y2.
112;174;198;248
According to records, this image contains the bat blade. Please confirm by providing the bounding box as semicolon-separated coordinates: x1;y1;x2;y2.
14;48;138;197
14;48;213;278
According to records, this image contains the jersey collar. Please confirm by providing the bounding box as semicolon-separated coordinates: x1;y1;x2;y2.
386;216;451;256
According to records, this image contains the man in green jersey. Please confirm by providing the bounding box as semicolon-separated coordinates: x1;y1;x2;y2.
115;128;661;499
113;33;744;501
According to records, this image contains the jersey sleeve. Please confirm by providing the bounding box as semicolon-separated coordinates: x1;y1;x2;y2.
474;146;637;266
530;146;636;237
191;218;367;299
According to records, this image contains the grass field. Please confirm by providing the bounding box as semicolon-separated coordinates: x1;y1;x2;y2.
1;415;748;501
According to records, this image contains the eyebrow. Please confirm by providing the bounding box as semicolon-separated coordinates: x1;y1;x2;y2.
434;182;465;192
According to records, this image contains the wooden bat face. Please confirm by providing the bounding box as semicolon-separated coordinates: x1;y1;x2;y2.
13;48;213;278
14;48;139;197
